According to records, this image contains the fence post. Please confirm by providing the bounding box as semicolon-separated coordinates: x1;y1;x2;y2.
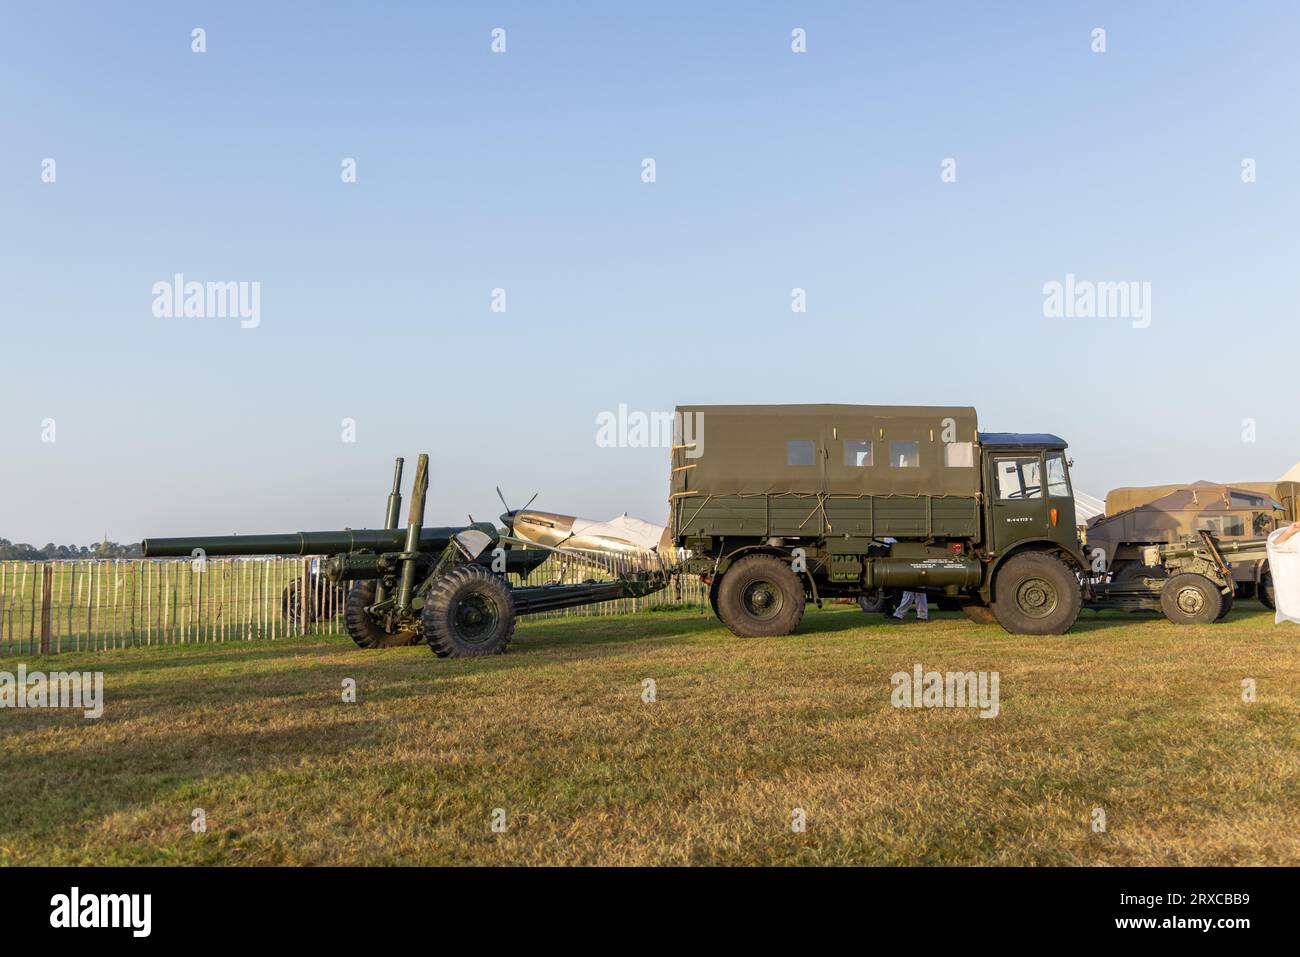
39;564;53;655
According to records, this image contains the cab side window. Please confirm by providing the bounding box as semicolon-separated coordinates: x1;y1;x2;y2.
1045;451;1070;497
995;457;1043;500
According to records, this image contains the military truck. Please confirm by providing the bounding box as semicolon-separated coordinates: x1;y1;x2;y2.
1087;481;1294;607
669;405;1089;636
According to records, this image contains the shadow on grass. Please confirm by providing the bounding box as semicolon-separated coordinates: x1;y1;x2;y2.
0;717;392;848
5;641;355;676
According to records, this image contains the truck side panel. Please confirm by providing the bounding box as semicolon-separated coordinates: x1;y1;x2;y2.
675;493;981;541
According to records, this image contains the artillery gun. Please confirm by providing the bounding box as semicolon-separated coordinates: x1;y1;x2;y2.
142;454;667;656
1085;482;1281;605
1084;530;1271;624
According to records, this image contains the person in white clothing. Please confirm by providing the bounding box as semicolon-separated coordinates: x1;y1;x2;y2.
1265;521;1300;625
877;534;930;622
890;590;929;622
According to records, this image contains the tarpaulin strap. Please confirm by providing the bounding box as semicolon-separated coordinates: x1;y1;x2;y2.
681;495;714;531
798;495;830;533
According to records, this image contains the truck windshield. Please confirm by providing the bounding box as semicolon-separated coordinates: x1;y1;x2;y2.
1046;451;1070;497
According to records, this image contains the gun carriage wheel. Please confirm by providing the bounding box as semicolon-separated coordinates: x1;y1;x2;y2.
421;564;516;657
1215;589;1233;621
282;576;347;627
1159;573;1223;625
345;579;422;648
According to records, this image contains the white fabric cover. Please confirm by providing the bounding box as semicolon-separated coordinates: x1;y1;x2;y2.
1265;526;1300;625
567;514;666;552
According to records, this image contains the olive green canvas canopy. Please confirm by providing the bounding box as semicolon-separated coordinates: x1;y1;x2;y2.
671;404;980;498
1105;480;1285;517
1087;483;1279;554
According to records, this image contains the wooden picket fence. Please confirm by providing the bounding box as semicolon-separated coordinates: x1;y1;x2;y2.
0;552;707;657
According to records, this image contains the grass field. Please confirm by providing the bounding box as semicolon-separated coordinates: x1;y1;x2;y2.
1;603;1296;866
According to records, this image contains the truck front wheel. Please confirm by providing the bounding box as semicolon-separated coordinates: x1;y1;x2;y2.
990;553;1081;635
715;555;805;637
1159;573;1223;625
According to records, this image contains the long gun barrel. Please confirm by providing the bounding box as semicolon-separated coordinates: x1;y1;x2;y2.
1156;535;1270;562
141;525;489;559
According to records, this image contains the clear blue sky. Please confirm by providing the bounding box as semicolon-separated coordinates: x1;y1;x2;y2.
2;2;1298;544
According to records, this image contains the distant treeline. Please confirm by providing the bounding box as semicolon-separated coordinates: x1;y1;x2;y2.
0;538;142;561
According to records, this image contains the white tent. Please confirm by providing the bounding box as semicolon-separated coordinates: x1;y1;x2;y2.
1073;490;1106;523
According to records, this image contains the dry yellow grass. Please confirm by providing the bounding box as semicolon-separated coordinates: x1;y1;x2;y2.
0;603;1296;865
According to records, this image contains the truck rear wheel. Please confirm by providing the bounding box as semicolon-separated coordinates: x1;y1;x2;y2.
1160;573;1223;625
345;580;420;648
990;553;1081;635
715;555;805;637
422;564;516;657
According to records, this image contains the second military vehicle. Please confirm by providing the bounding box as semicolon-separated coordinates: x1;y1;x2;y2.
1087;480;1297;608
669;405;1089;636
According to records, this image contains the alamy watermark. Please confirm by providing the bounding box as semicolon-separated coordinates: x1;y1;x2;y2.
1042;273;1150;329
1;664;103;719
152;273;261;329
595;404;704;458
50;887;150;937
891;663;999;718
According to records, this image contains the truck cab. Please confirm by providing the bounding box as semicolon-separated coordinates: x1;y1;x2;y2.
978;433;1081;559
